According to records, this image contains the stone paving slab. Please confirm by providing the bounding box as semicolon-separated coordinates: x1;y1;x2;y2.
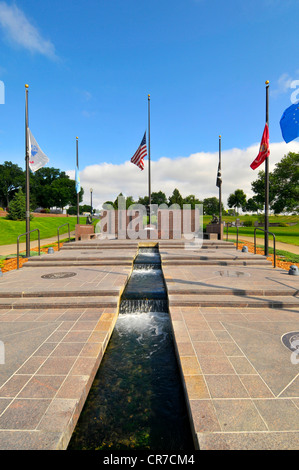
0;265;131;297
0;238;298;450
166;296;299;449
163;263;299;296
0;305;121;449
0;242;134;449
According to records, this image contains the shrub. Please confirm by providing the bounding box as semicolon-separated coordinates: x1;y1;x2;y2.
243;220;254;227
6;189;33;221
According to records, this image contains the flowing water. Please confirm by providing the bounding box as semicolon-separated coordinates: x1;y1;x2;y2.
68;247;194;451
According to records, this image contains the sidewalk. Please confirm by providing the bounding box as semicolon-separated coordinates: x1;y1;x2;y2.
0;233;75;257
227;234;299;255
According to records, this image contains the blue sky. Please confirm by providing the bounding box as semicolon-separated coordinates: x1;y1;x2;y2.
0;0;299;208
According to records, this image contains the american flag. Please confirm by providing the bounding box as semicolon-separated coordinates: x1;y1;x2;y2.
131;132;147;170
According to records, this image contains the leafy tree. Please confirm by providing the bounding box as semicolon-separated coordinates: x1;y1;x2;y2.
203;197;223;215
0;161;24;208
30;167;83;209
151;191;168;206
102;201;115;209
183;194;203;209
168;188;183;208
137;195;149;206
6;189;32;221
251;152;298;214
227;189;247;214
250;170;275;210
245;197;263;213
271;152;299;214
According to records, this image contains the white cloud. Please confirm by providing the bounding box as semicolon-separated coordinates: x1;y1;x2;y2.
271;73;295;98
0;2;57;59
67;140;299;211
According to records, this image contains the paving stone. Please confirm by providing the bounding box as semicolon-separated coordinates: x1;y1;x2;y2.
0;238;298;450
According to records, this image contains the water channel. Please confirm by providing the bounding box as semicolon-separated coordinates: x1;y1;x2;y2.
68;246;194;451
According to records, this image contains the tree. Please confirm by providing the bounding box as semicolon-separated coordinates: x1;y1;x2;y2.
245;197;263;213
29;167;83;209
6;189;29;221
137;195;149;207
227;189;247;214
102;201;115;209
251;152;299;214
168;188;183;208
203;197;223;215
151;191;168;206
251;170;275;210
0;161;24;208
183;194;203;209
271;152;299;214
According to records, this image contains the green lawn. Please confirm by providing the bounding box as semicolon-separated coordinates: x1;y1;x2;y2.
1;214;298;247
0;216;97;246
217;215;299;246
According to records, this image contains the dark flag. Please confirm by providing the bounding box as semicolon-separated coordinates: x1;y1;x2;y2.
216;162;221;187
250;123;270;170
280;102;299;143
131;132;147;170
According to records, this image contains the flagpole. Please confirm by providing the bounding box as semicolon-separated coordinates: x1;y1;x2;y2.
76;137;79;224
25;84;30;258
218;135;222;235
264;81;269;257
148;94;151;226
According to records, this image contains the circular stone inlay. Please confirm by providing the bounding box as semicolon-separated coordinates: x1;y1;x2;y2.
213;270;250;278
41;272;77;279
281;332;299;352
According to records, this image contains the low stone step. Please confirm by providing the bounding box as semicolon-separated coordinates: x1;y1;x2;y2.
162;259;271;266
167;287;297;297
60;243;138;250
161;253;266;260
0;295;118;309
24;260;133;267
168;294;299;308
0;289;120;298
158;243;236;250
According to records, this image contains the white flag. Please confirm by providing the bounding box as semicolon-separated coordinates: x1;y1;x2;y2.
28;128;49;172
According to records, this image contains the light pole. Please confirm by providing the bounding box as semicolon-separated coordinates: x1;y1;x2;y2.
90;188;93;219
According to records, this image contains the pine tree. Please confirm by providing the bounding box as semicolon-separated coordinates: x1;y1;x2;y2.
6;189;28;220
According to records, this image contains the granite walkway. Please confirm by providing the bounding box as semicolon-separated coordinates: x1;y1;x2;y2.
0;238;298;450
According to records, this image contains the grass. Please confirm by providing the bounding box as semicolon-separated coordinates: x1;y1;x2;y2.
0;216;98;246
228;239;299;264
205;214;299;246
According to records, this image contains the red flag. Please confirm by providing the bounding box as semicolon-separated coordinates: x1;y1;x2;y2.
250;123;270;170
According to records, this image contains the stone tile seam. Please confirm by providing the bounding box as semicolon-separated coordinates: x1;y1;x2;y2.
180;312;275;430
31;316;115;436
176;306;223;432
197;430;299;434
0;309;108;414
188;397;299;401
218;320;276;399
276;373;299;398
